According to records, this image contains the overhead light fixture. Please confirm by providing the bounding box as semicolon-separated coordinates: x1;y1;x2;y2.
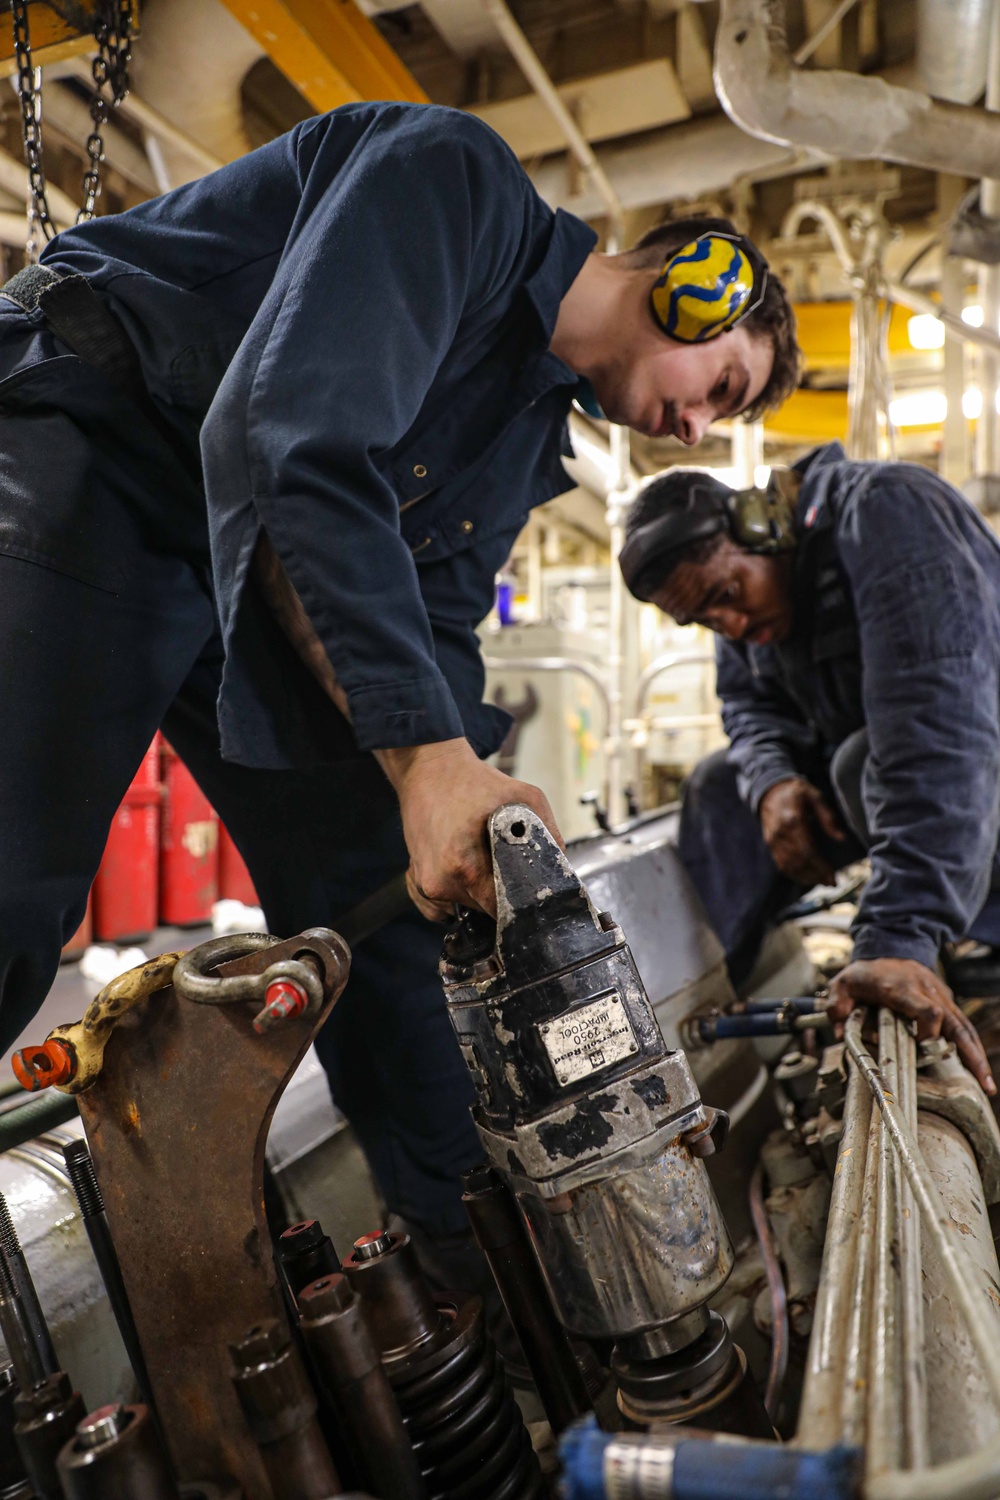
907;314;946;350
964;387;984;420
963;305;985;327
888;390;947;427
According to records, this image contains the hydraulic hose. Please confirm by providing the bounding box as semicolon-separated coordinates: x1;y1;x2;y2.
748;1163;788;1424
0;1092;78;1154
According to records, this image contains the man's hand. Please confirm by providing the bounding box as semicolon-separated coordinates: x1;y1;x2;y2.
827;957;996;1095
759;777;846;886
377;737;563;921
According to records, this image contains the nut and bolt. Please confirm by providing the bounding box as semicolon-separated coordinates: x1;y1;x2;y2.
351;1231;393;1262
252;980;309;1036
75;1404;130;1450
230;1322;287;1369
298;1275;353;1316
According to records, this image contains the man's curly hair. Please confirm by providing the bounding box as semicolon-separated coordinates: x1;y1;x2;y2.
623;214;802;421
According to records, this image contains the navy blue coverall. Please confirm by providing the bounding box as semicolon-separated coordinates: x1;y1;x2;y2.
0;102;596;1235
678;442;1000;982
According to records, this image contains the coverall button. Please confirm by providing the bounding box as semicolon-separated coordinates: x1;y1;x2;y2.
461;520;474;533
413;463;428;478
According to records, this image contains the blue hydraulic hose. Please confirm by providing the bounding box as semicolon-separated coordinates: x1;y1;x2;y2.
559;1418;862;1500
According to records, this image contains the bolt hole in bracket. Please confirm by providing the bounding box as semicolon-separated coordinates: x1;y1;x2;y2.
57;927;350;1499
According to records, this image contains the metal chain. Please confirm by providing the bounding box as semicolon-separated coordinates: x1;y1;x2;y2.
81;0;133;223
11;0;133;259
11;0;52;259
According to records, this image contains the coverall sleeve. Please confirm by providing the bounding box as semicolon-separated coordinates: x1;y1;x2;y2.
716;638;819;812
223;110;535;752
841;471;1000;969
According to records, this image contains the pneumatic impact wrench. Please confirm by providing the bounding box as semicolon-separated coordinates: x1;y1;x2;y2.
442;803;772;1436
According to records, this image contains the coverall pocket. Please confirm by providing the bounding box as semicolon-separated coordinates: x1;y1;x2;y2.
0;361;135;594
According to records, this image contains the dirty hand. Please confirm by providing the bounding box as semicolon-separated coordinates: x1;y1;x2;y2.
758;777;845;887
377;737;564;922
827;957;996;1095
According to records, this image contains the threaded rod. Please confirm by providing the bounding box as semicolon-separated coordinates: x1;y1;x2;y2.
0;1190;56;1381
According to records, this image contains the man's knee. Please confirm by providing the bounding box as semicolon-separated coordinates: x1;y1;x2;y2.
683;748;741;813
829;728;871;847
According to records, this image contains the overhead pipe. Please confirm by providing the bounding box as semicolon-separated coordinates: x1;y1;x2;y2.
916;0;993;103
477;0;623;235
126;0;262;190
714;0;1000;182
529;115;810;220
975;0;1000;476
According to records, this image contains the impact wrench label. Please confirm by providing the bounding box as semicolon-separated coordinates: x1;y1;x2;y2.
539;992;638;1087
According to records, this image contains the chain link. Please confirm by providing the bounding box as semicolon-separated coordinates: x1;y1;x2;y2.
11;0;133;259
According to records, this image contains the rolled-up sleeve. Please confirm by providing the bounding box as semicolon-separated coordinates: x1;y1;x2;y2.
842;473;1000;968
210;109;532;752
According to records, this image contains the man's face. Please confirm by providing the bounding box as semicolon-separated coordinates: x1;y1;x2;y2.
652;537;794;646
590;323;774;444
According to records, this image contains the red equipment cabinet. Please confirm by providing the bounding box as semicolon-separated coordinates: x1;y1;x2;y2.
159;740;219;926
92;738;162;944
218;826;258;906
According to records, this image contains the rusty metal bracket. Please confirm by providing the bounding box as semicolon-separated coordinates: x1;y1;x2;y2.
76;927;350;1500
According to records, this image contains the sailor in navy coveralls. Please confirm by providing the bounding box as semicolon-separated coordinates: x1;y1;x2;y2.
0;103;797;1251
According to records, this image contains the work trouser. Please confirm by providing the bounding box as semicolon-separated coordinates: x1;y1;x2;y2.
675;736;868;986
0;384;480;1239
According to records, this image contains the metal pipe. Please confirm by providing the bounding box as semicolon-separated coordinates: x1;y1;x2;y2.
714;0;1000;182
917;0;993;101
606;427;630;826
633;652;715;716
461;1164;593;1435
976;0;1000;476
886;280;1000;355
867;1011;905;1479
896;1021;926;1473
795;1054;872;1447
841;1089;879;1446
845;1012;1000;1500
476;0;623;232
794;0;862;64
482;660;611;717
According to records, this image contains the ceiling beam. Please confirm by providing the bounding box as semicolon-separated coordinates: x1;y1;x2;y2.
217;0;427;110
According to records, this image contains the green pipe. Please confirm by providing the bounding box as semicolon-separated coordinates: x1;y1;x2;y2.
0;1091;79;1153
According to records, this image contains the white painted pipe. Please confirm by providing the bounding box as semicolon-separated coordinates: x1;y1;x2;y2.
714;0;1000;181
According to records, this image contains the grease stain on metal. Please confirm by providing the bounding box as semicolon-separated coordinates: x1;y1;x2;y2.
536;1093;617;1160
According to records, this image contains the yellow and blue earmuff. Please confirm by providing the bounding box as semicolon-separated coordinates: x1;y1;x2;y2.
650;232;768;345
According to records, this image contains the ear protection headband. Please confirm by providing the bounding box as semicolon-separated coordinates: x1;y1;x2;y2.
619;474;797;602
651;232;769;345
